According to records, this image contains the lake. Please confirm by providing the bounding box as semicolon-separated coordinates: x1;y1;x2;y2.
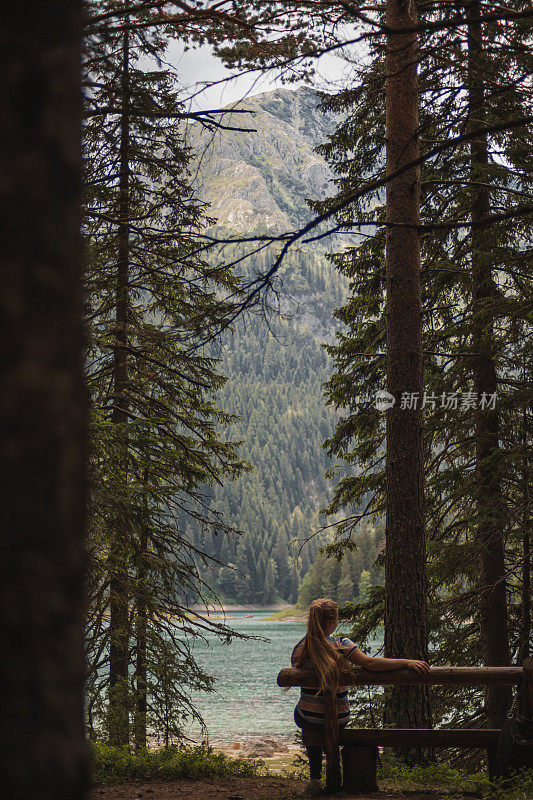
186;611;305;744
185;610;381;745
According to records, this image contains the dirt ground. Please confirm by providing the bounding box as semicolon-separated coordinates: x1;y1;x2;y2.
90;778;454;800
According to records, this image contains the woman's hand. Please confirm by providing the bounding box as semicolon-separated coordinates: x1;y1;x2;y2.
406;659;430;674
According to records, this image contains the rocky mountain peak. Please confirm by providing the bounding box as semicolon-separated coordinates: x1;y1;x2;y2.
189;86;341;233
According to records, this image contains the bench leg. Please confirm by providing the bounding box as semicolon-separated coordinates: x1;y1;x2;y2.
487;747;502;781
342;744;379;794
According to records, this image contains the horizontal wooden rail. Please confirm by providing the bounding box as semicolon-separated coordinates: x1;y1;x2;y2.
277;665;523;688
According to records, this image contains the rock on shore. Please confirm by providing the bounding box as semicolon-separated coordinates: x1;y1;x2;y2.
239;736;291;758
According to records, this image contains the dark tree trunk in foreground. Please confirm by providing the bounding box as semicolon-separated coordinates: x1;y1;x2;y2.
467;0;511;729
0;2;88;798
384;0;432;762
108;23;132;747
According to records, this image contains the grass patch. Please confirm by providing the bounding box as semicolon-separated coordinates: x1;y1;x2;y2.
378;759;490;793
447;770;533;800
378;758;533;799
266;606;303;621
90;742;265;785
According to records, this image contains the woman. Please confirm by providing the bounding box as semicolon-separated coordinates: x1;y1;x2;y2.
292;598;430;795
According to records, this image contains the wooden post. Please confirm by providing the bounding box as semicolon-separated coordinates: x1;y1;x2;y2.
522;658;533;718
324;690;341;793
342;745;379;794
487;747;501;781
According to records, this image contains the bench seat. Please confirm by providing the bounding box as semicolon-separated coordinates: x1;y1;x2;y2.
301;726;500;748
300;726;502;793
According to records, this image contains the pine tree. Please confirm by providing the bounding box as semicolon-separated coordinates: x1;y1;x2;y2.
316;0;531;742
262;559;278;604
466;0;511;727
337;558;355;605
358;570;372;602
380;0;431;750
83;2;248;744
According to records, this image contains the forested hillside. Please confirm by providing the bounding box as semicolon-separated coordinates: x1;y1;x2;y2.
186;87;381;604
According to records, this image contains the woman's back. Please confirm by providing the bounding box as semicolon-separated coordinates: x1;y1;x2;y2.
292;633;358;725
291;599;356;795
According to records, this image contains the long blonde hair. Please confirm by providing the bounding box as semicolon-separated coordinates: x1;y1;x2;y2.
294;598;344;694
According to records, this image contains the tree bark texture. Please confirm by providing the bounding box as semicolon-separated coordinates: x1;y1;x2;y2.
519;367;531;664
108;23;131;746
0;2;88;798
520;510;531;663
134;525;148;752
384;0;432;761
467;0;511;729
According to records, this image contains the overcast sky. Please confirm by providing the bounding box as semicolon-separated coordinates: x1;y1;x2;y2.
167;40;355;112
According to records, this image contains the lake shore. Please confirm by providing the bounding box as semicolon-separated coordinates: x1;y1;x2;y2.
187;604;309;622
189;603;291;613
264;606;307;622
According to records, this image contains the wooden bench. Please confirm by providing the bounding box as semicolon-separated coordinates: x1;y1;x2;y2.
277;658;533;794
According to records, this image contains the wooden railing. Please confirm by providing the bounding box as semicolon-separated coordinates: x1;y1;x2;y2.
277;659;533;794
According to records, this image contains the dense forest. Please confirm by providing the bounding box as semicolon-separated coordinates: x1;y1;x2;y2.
192;306;386;604
198;313;337;605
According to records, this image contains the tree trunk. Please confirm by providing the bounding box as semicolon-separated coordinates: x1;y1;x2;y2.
108;22;131;747
467;0;511;729
0;2;88;797
384;0;432;763
134;526;148;752
519;357;531;664
521;520;531;663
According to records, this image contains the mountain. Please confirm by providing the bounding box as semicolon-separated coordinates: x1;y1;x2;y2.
188;85;340;234
185;87;381;606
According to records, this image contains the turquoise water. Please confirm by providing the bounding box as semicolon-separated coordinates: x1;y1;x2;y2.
186;611;306;743
185;611;381;744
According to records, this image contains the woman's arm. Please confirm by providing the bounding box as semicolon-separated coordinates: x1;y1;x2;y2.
348;648;430;674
